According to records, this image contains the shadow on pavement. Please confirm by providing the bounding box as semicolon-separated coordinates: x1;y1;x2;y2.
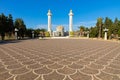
0;40;22;45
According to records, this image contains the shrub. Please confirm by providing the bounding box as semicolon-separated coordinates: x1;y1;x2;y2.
45;32;50;37
69;31;74;37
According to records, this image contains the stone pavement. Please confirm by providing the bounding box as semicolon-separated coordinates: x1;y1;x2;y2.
0;39;120;80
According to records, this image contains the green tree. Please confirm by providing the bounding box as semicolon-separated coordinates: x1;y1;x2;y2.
89;26;98;38
79;26;85;36
14;18;26;39
113;18;120;37
7;14;14;37
0;13;7;40
96;17;103;38
117;21;120;37
104;17;113;38
34;29;41;37
25;28;33;38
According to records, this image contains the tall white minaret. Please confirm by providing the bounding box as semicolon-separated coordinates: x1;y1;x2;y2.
47;9;52;36
69;10;74;36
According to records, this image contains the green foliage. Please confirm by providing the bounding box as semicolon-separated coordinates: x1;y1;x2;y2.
90;27;98;38
96;17;103;38
118;29;120;37
25;28;33;38
34;29;41;37
69;31;74;37
45;32;50;37
0;13;14;40
14;18;26;39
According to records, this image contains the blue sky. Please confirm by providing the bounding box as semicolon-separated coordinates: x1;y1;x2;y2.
0;0;120;31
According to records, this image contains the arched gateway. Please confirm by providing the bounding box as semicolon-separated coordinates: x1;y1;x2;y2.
47;10;74;37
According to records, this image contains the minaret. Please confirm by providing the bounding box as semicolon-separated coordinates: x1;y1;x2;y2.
68;10;74;36
47;9;52;36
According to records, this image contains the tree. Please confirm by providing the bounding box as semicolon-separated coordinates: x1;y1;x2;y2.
96;17;103;38
25;28;33;38
0;13;7;40
14;18;26;39
39;28;46;38
79;26;85;36
117;21;120;37
89;26;98;38
104;17;113;38
113;18;120;37
7;14;14;37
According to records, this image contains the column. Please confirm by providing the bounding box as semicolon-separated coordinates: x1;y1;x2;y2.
69;10;74;36
47;10;52;36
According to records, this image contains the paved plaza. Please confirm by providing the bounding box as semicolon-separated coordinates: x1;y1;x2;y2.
0;39;120;80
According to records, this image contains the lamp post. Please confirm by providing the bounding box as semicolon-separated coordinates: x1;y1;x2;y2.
87;31;90;38
104;28;109;40
32;31;34;38
14;28;18;40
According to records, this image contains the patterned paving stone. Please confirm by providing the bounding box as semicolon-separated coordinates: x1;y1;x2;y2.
96;71;120;80
6;63;23;70
0;72;12;80
40;60;54;65
68;63;83;70
88;63;104;70
1;58;14;62
66;57;79;62
108;63;120;69
0;67;8;73
3;60;18;66
93;76;101;80
57;66;76;75
0;62;4;68
111;60;120;65
7;76;15;80
76;60;90;66
64;76;72;80
43;70;65;80
94;60;109;65
70;71;92;80
34;57;47;62
15;71;38;80
35;76;42;80
50;57;62;62
47;62;63;69
21;60;36;65
10;67;29;75
103;67;120;74
58;60;72;65
34;66;52;75
0;39;120;80
80;66;99;75
83;57;95;62
27;63;43;70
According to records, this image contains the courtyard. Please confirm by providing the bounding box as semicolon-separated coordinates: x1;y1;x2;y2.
0;39;120;80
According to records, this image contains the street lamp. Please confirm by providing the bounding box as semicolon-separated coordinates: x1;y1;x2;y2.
14;28;18;40
103;28;109;40
32;31;34;38
86;31;90;38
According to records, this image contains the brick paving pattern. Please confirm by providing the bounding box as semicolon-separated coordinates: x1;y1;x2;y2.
0;39;120;80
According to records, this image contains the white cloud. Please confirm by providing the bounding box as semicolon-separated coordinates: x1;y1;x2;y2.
35;24;48;29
